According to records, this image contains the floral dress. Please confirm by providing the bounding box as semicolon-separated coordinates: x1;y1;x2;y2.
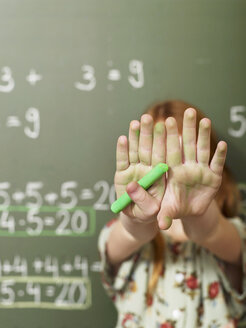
98;217;246;328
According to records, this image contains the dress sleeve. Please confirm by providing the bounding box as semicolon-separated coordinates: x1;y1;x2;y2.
213;217;246;319
97;219;144;299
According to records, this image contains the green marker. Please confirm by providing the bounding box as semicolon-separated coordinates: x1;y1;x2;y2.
111;163;168;214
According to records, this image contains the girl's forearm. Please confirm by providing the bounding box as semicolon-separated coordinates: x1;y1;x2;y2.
107;213;159;266
197;216;241;265
182;201;241;265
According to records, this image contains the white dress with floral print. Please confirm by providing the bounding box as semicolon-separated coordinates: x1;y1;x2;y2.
98;218;246;328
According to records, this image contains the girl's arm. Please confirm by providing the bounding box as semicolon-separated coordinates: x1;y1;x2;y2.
106;115;166;266
107;212;159;266
157;108;242;267
182;199;242;266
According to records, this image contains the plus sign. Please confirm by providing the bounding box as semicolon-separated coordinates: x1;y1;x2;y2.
33;258;43;273
26;69;42;86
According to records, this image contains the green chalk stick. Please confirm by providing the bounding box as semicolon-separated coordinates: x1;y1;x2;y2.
111;163;168;214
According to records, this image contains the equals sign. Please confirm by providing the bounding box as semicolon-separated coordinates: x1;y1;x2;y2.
44;217;55;226
6;116;22;127
80;189;94;200
108;69;121;81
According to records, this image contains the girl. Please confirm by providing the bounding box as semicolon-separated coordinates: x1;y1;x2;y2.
98;100;246;328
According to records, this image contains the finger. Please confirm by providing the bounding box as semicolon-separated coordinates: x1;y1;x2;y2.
129;120;140;164
139;114;154;166
151;121;166;166
157;208;173;230
116;135;129;171
148;177;165;202
182;108;197;162
197;118;211;165
210;141;227;176
126;181;160;218
165;117;182;167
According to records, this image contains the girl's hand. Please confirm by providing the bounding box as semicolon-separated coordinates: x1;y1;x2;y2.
115;114;166;224
157;108;227;231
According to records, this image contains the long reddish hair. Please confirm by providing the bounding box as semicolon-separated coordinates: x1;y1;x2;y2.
144;100;241;296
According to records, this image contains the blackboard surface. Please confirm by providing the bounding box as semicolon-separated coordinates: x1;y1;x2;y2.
0;1;245;327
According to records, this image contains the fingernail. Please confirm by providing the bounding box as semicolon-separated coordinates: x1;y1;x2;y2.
164;216;172;229
159;216;172;230
154;122;165;134
158;216;172;230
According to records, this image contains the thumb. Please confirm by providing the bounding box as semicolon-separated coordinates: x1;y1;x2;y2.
126;181;159;217
157;207;175;230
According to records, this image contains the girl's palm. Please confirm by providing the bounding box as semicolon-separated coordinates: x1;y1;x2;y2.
157;108;227;229
114;115;166;221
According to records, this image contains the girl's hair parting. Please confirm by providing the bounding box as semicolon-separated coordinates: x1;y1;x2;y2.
144;99;241;297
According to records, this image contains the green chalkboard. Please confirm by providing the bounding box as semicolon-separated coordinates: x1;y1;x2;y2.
0;0;245;327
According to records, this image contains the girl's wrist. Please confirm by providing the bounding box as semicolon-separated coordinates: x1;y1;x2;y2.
181;200;223;244
184;214;223;246
119;212;159;243
106;216;158;267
